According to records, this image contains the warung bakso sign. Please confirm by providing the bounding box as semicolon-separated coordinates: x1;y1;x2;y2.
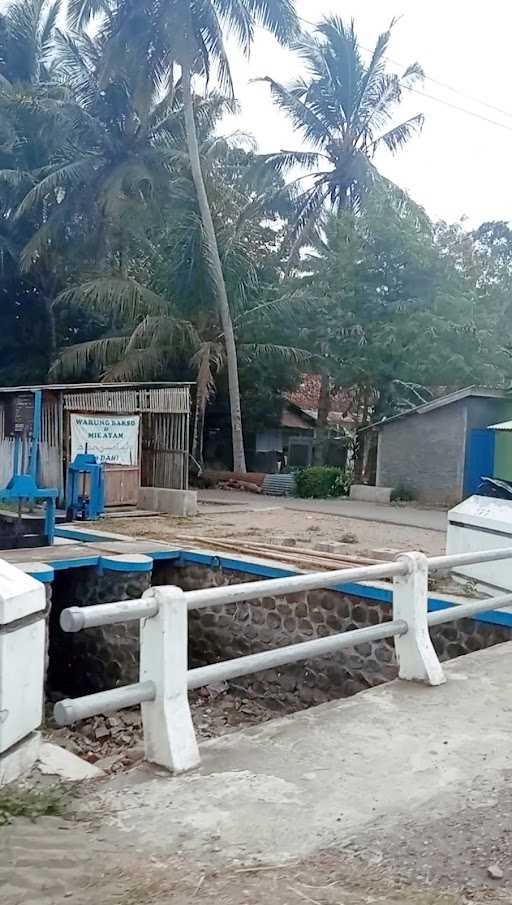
70;414;140;466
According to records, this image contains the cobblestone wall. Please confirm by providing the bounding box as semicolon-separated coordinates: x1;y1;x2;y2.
46;558;512;706
154;561;512;710
48;567;151;696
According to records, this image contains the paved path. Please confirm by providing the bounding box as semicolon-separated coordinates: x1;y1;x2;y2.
287;498;447;532
4;646;512;903
99;643;512;867
198;489;447;532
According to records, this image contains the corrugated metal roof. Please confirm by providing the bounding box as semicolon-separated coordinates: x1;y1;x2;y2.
0;381;193;394
360;386;509;432
489;420;512;431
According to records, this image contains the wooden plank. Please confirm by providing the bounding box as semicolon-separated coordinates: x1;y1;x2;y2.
104;465;140;506
63;386;190;414
0;438;14;486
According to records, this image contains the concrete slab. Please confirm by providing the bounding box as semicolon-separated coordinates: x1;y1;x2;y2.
37;742;103;781
138;487;198;517
350;484;392;504
98;643;512;864
287;498;447;532
0;732;41;786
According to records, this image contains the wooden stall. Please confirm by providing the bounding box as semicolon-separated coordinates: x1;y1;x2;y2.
0;383;191;506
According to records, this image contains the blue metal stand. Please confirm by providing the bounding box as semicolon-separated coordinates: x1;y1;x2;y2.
0;473;58;544
0;390;58;545
66;453;105;521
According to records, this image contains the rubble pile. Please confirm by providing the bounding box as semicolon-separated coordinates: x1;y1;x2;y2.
47;684;273;774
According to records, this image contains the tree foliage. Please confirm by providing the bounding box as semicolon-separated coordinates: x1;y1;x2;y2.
0;0;511;474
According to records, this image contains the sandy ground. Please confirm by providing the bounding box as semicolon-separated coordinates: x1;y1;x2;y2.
2;772;509;905
100;505;445;558
0;813;468;905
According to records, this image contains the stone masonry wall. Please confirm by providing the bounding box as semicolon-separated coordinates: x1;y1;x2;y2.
48;567;152;696
46;558;512;708
154;560;512;710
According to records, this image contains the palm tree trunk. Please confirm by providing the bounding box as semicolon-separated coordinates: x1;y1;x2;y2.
45;297;57;368
182;64;247;473
40;275;57;376
314;372;331;466
191;354;209;471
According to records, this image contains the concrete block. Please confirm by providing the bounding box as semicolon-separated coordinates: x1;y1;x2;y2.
0;619;45;753
0;732;41;786
0;557;46;625
37;742;103;781
138;487;198;517
0;561;46;776
368;548;400;562
314;542;352;554
350;484;392;504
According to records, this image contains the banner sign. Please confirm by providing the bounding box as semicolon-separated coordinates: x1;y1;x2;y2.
70;414;140;466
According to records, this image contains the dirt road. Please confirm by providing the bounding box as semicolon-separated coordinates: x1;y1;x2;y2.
101;503;445;559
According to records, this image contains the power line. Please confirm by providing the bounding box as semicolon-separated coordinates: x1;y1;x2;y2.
404;85;512;134
296;14;512;130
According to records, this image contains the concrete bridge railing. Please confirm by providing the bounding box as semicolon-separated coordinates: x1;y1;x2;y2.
52;546;512;774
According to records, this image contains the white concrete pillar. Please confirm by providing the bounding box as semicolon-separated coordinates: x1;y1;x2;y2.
0;559;47;785
140;586;199;772
393;552;445;686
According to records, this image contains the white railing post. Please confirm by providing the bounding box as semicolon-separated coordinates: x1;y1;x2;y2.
393;552;445;686
139;586;199;772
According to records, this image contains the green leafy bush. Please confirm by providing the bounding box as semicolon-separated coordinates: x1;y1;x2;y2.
0;785;73;826
296;467;350;499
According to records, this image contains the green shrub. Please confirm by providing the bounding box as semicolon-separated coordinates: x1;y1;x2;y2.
296;467;350;499
0;785;74;826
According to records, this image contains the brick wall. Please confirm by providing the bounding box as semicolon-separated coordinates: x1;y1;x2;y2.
376;401;467;505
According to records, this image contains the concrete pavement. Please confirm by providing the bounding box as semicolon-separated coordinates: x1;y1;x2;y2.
198;489;447;532
286;498;447;532
99;643;512;864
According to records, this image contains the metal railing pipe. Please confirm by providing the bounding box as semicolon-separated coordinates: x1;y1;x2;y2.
60;598;159;632
187;619;408;689
428;547;512;572
53;680;156;726
184;561;407;611
428;592;512;627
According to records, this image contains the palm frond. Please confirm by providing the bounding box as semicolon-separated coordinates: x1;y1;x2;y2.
67;0;109;30
244;0;299;46
214;0;253;54
56;277;167;320
257;76;332;148
375;114;424;154
195;2;233;97
239;343;314;365
39;0;61;58
0;168;36;189
103;347;166;382
53;28;100;110
52;335;129;379
14;156;102;219
402;62;425;83
255;149;327;177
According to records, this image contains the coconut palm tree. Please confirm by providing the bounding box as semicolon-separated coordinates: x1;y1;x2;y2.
0;0;60;85
78;0;300;472
257;16;424;460
0;0;66;365
176;1;299;473
51;136;309;469
259;16;424;254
